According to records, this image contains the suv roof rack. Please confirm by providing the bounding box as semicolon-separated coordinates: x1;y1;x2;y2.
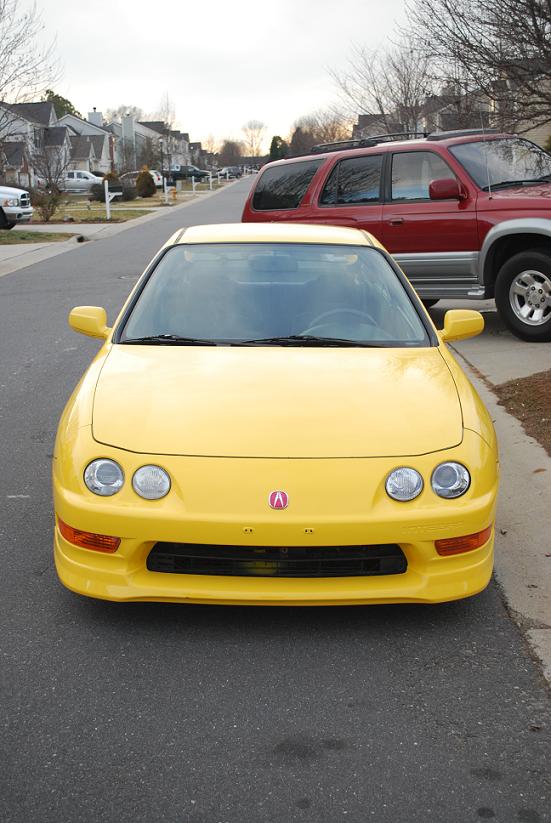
426;128;498;141
310;132;428;154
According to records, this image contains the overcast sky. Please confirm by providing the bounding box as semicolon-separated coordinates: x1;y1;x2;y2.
42;0;406;148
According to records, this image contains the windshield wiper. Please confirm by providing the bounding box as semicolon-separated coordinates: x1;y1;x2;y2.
121;334;218;346
233;334;385;347
482;178;547;191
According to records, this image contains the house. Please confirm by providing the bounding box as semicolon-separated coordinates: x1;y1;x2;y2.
57;110;114;174
68;135;96;172
0;141;31;188
0;101;72;185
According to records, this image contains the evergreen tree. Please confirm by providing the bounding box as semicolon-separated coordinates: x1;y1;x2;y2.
269;136;289;161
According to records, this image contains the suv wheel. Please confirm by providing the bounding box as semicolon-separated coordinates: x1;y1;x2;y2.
495;250;551;342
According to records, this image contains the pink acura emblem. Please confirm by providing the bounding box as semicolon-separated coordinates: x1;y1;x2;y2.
269;490;289;509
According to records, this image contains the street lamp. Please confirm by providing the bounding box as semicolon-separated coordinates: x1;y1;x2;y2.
159;138;164;182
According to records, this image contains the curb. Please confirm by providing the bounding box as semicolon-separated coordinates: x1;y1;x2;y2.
452;345;551;687
0;184;234;280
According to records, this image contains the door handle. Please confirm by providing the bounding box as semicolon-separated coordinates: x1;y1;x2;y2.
388;217;405;226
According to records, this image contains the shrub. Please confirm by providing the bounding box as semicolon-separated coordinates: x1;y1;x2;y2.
30;187;62;222
121;183;137;201
135;170;156;198
89;183;104;201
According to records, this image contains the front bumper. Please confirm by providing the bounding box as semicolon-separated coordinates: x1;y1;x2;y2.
53;430;498;605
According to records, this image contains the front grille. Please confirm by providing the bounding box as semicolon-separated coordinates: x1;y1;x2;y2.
20;192;30;208
147;543;407;578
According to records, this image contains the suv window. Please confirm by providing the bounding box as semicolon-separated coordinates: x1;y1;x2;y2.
320;154;382;205
391;151;455;201
252;160;322;211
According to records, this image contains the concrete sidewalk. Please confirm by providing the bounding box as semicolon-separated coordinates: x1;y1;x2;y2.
429;299;551;684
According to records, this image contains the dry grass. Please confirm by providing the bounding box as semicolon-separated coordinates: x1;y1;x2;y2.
0;229;74;244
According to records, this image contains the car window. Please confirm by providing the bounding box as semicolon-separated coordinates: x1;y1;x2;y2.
391;152;456;201
67;172;74;178
119;242;430;347
252;160;323;210
320;155;382;205
450;137;551;188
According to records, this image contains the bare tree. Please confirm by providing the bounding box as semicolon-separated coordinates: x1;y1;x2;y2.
242;120;266;158
0;0;58;144
31;141;70;222
105;104;144;123
330;42;435;133
406;0;551;129
219;140;244;166
292;108;352;146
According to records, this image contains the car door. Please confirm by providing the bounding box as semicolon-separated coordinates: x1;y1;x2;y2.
306;153;384;240
64;171;76;191
381;150;479;295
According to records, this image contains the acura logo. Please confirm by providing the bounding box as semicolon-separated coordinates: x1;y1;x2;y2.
269;490;289;509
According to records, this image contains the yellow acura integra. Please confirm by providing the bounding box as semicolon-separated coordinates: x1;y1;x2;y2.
53;223;498;605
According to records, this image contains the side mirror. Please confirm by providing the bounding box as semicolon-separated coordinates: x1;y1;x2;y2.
68;306;110;339
440;309;484;342
429;178;465;201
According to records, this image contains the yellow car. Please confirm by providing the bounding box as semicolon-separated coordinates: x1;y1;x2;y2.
53;223;499;605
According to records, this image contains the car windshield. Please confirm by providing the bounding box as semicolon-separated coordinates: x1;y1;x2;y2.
119;243;430;347
450;137;551;189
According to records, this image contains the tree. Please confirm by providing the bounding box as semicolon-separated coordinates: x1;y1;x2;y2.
406;0;551;130
288;126;315;156
219;140;243;165
330;43;434;133
242;119;266;158
293;108;351;146
269;135;288;161
31;142;70;222
44;90;81;119
0;0;58;151
105;104;144;123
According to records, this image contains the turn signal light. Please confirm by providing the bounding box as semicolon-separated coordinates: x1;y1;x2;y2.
58;518;120;553
435;525;492;556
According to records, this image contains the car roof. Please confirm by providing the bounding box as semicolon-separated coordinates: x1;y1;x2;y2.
174;222;380;247
266;132;515;166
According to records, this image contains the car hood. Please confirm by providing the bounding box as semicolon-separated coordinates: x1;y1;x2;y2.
0;185;27;197
91;345;463;458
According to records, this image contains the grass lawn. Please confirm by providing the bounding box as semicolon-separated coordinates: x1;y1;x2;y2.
34;205;153;224
0;229;75;244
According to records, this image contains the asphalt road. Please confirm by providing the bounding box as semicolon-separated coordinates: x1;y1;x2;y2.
1;179;549;823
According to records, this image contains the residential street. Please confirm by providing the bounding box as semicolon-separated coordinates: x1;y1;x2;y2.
1;178;550;822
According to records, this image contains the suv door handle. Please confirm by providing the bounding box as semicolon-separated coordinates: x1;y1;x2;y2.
388;217;405;226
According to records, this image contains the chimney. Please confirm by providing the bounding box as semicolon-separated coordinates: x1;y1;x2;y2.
88;108;103;127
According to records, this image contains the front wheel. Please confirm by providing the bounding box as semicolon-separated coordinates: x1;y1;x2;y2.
495;250;551;341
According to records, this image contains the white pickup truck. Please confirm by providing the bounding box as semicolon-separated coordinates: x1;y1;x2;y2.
0;184;33;229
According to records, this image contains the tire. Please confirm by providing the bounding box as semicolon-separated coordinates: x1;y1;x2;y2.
421;299;439;309
495;250;551;342
0;209;15;229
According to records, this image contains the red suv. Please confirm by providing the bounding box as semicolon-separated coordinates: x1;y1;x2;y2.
242;130;551;342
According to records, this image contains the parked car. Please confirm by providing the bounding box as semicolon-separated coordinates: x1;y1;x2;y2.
169;164;210;181
219;166;242;178
53;222;498;605
63;170;102;193
242;129;551;342
148;170;163;187
0;184;33;229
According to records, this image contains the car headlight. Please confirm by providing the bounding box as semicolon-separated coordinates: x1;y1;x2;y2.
431;462;470;498
84;459;124;496
132;465;171;499
3;198;18;207
385;467;423;501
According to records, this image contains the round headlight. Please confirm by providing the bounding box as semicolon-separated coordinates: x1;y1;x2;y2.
431;462;470;498
132;465;171;500
385;467;423;501
84;459;124;496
